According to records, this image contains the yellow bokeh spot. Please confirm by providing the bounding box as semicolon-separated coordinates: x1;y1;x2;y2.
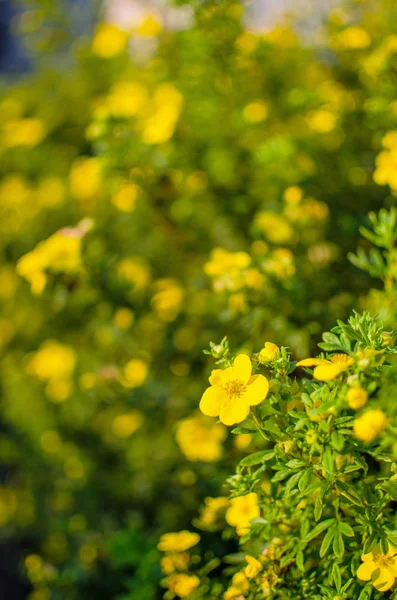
40;431;62;454
120;359;149;388
112;411;144;437
114;307;134;329
243;101;269;123
111;181;141;213
92;23;129;58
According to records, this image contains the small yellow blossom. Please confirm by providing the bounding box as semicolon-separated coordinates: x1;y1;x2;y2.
141;84;183;145
167;573;200;598
244;555;262;579
106;81;148;118
296;354;353;381
119;359;148;389
200;355;269;426
134;13;163;37
226;492;260;535
347;386;368;410
198;497;229;527
357;544;397;591
204;248;251;292
243;101;269;123
175;416;226;462
353;409;388;442
338;26;371;50
26;340;76;382
258;342;280;363
160;552;190;575
224;571;249;599
3;118;46;147
151;278;184;322
111;181;141;212
92;23;129;58
255;211;294;244
112;411;144;438
158;531;200;553
117;258;151;292
69;157;102;202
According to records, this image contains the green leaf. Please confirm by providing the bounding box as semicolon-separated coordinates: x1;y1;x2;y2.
332;562;342;592
335;481;364;507
239;450;275;467
231;426;256;434
314;491;325;521
357;585;372;600
296;548;305;571
298;467;313;492
333;529;345;558
303;519;335;543
320;526;336;558
286;459;307;469
338;522;355;537
331;431;345;452
323;448;334;475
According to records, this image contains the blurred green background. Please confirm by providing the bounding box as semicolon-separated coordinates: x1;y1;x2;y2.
0;0;396;598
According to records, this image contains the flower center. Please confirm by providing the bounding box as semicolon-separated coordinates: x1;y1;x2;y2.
224;379;247;399
374;554;394;568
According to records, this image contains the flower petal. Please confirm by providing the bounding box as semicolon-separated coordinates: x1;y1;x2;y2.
357;561;375;581
372;567;396;591
296;358;330;367
199;386;223;417
244;374;269;407
232;354;252;383
313;363;342;381
220;398;250;426
209;369;225;386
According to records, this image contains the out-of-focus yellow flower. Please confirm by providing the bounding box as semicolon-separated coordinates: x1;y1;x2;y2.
113;307;134;329
106;81;148;118
258;342;280;363
307;109;337;133
17;228;84;294
255;211;294;244
46;378;72;403
337;26;371;50
117;258;151;291
244;555;262;579
283;186;303;205
353;409;388;442
262;248;295;279
200;354;269;426
347;386;368;410
197;496;229;527
297;353;353;381
226;492;260;535
26;340;76;382
167;573;200;598
235;31;259;54
243;101;269;123
151;278;184;322
119;359;148;389
224;571;250;600
3;118;46;147
112;411;144;437
175;415;226;462
373;131;397;192
134;13;163;37
357;544;397;591
204;248;251;292
160;552;190;575
91;23;129;58
37;177;65;208
69;157;102;202
141;84;183;145
158;530;200;552
111;181;141;212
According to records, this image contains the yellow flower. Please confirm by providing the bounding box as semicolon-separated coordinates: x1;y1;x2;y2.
255;211;294;244
204;248;251;292
111;181;141;213
337;26;371;50
69;157;102;202
258;342;280;363
353;409;388;442
244;555;262;579
92;23;129;58
26;340;76;381
243;101;269;123
357;544;397;591
347;386;368;410
3;118;46;147
198;496;229;527
151;278;184;322
226;492;260;535
175;416;226;462
160;552;190;575
296;354;353;381
119;359;149;389
167;573;200;598
158;531;200;553
200;355;269;426
141;84;183;145
106;81;148;118
134;13;163;37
